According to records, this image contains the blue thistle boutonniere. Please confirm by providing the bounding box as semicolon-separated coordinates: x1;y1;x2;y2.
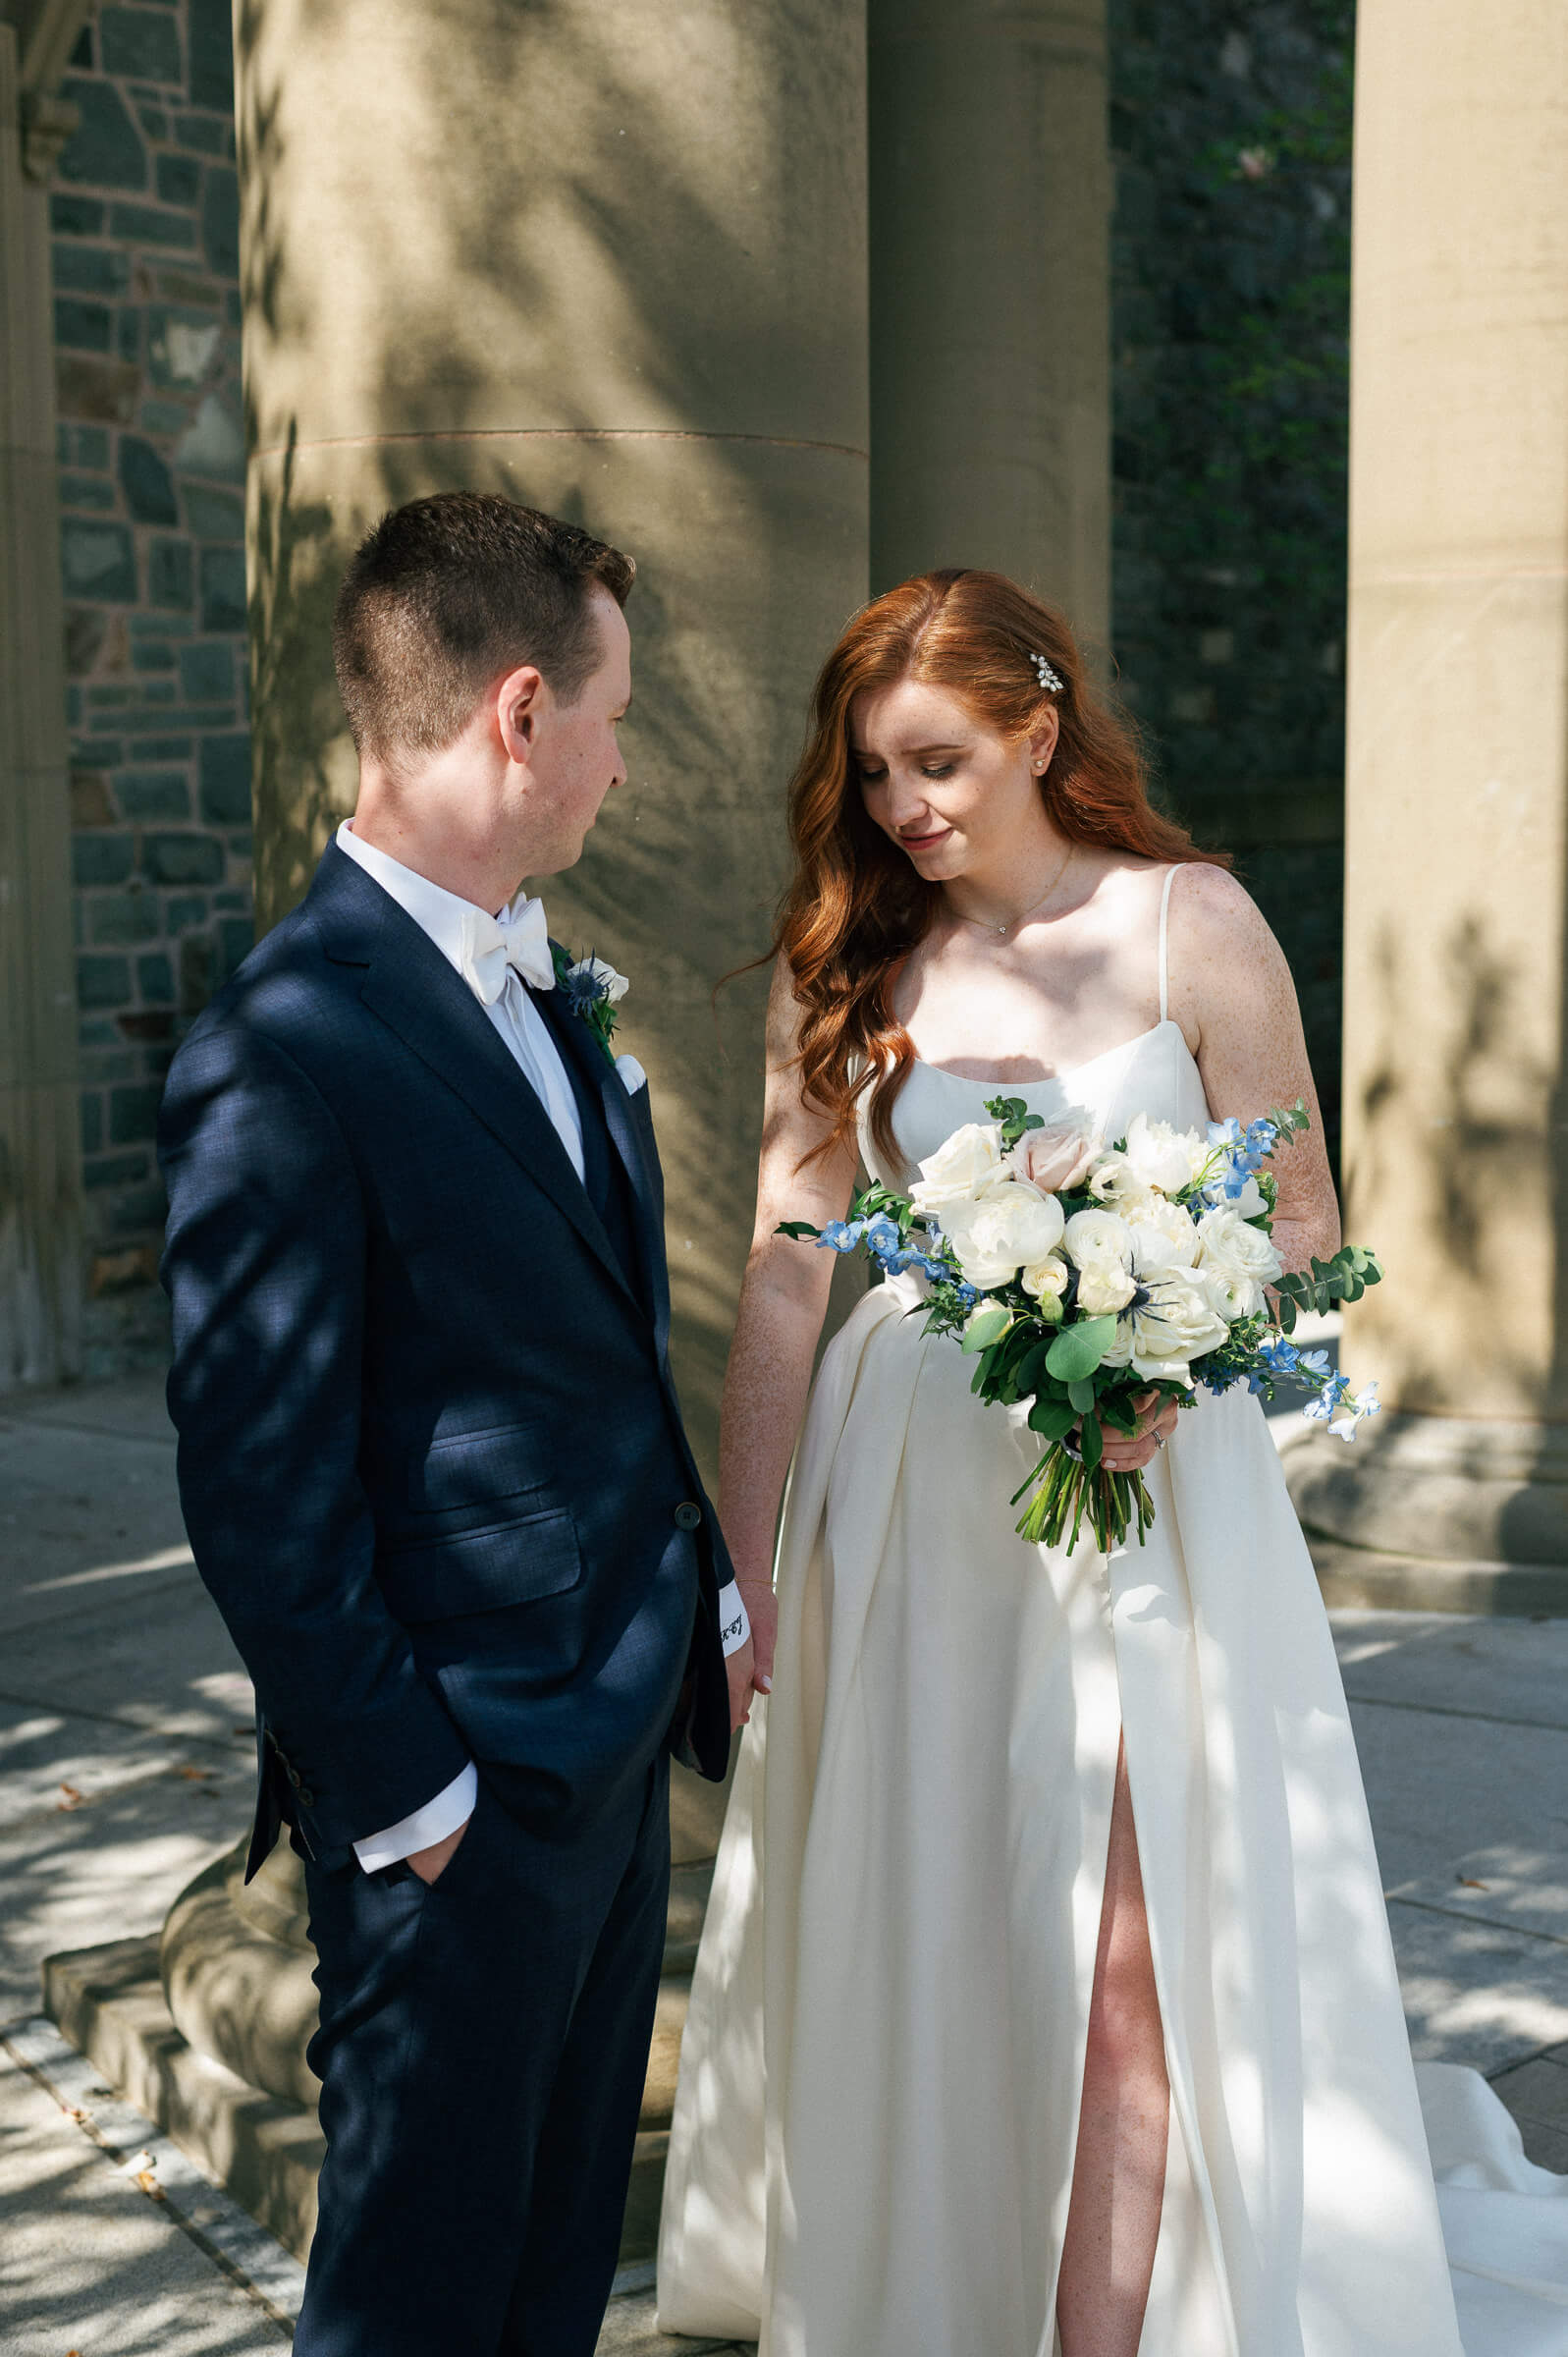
553;947;628;1064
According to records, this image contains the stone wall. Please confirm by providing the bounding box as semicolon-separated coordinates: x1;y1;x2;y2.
1108;0;1353;1156
41;1;1354;1374
51;0;245;1369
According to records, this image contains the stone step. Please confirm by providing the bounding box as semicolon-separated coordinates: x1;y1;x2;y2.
43;1935;698;2275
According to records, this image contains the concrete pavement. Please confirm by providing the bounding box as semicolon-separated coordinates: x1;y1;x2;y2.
1;1372;1564;2347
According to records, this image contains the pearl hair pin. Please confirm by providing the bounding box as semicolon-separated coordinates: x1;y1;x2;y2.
1031;652;1065;694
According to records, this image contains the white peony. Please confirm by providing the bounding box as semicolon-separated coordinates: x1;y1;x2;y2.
1194;1204;1283;1322
944;1180;1066;1290
1115;1269;1229;1382
908;1123;1005;1217
1084;1148;1150;1213
1217;1171;1268;1221
1127;1195;1202;1274
1122;1112;1212;1198
1061;1207;1138;1315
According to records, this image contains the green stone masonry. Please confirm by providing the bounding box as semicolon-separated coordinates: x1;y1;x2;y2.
50;0;248;1363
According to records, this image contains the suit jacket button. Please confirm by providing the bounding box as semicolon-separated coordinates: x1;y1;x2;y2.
287;1766;302;1787
674;1501;702;1531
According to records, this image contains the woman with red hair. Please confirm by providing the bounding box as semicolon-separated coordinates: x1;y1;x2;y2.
656;573;1473;2355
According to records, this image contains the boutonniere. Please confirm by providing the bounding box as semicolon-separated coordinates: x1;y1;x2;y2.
553;947;629;1063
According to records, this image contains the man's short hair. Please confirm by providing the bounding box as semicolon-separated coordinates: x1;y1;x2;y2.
332;492;635;761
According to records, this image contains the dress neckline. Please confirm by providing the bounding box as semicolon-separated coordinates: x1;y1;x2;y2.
909;1016;1184;1094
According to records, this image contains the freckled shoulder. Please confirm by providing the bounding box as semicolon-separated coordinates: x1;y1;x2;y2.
1165;860;1297;1046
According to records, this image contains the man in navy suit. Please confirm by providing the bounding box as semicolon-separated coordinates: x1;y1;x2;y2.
158;494;750;2355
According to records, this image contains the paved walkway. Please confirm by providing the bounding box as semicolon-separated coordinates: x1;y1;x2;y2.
1;1373;1564;2349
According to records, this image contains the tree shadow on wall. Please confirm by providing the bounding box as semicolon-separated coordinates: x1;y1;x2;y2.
1354;910;1557;1439
232;0;868;1445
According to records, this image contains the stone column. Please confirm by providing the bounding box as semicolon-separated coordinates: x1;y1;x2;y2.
0;4;93;1390
237;0;869;1477
1287;0;1568;1593
867;0;1110;644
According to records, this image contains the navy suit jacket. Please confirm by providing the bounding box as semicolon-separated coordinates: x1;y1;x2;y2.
158;844;732;1877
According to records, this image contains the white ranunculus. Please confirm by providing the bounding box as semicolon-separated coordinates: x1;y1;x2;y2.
1194;1204;1284;1322
1120;1270;1229;1382
1122;1112;1212;1198
945;1180;1066;1290
908;1123;1005;1217
1128;1194;1202;1274
1005;1120;1099;1195
1019;1249;1070;1318
1062;1207;1138;1315
568;954;629;1005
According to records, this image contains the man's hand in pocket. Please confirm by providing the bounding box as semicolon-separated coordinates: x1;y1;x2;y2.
408;1813;471;1886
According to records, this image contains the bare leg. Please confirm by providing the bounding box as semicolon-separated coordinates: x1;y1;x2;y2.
1056;1737;1169;2357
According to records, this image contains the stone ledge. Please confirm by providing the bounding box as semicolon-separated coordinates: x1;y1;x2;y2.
1307;1534;1568;1615
44;1936;692;2279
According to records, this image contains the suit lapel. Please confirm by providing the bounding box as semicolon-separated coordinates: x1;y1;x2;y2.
534;979;671;1345
310;849;641;1313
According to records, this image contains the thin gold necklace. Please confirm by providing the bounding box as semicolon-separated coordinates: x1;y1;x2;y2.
952;841;1075;939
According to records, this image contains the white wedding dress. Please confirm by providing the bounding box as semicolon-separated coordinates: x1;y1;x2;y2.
659;880;1568;2355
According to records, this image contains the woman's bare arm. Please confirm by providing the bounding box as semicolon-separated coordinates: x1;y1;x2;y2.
1168;863;1341;1276
719;959;858;1712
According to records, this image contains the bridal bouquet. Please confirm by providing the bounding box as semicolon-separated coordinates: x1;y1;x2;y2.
779;1097;1381;1555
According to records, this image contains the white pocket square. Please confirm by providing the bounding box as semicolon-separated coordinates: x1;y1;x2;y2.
616;1053;648;1096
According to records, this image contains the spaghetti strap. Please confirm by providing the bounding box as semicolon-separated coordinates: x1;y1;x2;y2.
1158;865;1176;1024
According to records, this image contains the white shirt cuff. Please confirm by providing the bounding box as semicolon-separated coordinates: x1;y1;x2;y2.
717;1580;750;1658
352;1761;478;1874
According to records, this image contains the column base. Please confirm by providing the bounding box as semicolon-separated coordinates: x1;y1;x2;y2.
1284;1409;1568;1576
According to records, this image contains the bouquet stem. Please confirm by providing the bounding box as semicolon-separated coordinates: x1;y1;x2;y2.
1010;1444;1156;1555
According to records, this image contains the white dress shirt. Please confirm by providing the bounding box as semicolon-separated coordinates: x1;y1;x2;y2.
336;820;748;1871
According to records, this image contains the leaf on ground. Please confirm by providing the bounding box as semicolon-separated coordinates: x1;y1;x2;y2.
176;1765;216;1781
1457;1876;1489;1890
134;2169;165;2200
57;1785;82;1810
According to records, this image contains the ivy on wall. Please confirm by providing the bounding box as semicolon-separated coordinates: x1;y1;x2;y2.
1109;1;1355;1159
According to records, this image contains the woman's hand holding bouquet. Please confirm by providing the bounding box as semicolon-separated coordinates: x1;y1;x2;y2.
780;1099;1381;1555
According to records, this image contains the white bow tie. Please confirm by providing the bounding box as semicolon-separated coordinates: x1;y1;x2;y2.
460;896;554;1005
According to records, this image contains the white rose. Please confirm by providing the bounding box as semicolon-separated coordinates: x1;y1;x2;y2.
1005;1121;1099;1195
945;1180;1066;1290
1126;1197;1202;1279
1062;1207;1138;1315
1020;1249;1070;1319
1121;1112;1211;1199
1120;1270;1229;1382
908;1123;1005;1217
568;954;629;1005
1194;1204;1283;1322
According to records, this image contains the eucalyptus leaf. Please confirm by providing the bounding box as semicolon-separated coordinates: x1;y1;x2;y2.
960;1307;1011;1354
1028;1396;1078;1441
1079;1413;1104;1471
1045;1315;1117;1382
1067;1377;1096;1413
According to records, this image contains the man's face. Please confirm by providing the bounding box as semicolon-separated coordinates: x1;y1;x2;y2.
516;587;632;877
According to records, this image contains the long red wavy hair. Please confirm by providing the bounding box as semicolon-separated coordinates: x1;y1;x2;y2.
774;569;1231;1168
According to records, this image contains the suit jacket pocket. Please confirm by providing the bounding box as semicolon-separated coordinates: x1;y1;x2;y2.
376;1504;583;1622
405;1418;549;1513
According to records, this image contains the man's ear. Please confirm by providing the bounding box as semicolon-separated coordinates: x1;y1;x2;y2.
495;664;546;764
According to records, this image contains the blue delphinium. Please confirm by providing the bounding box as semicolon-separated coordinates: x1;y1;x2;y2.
817;1219;865;1254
